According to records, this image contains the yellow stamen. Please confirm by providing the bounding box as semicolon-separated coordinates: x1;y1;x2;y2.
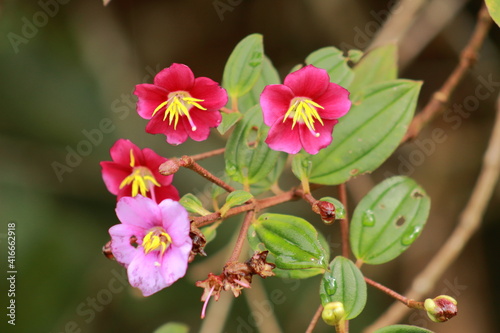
142;227;173;261
283;98;325;137
119;166;161;197
152;91;206;131
129;149;136;167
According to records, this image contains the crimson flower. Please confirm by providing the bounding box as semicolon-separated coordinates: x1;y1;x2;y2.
100;139;179;203
260;65;351;155
134;63;228;145
109;195;192;296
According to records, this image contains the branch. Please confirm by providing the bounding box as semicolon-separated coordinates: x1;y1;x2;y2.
402;4;493;142
365;94;500;331
305;304;324;333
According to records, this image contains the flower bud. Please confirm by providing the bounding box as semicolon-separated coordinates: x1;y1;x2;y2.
424;295;458;322
321;301;345;326
313;200;336;224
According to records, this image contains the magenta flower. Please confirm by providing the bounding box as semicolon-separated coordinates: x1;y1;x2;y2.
109;195;192;296
260;65;351;155
134;63;228;145
100;139;179;204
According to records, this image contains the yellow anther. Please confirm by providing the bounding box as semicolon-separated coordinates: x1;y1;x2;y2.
142;227;173;259
283;97;325;137
119;166;161;197
151;91;206;131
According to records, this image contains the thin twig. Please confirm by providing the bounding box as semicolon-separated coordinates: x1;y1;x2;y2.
190;147;226;161
305;304;324;333
338;183;350;258
365;95;500;331
364;277;424;310
227;210;255;262
402;4;492;142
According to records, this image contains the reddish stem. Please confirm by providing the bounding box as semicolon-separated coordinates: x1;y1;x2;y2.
227;210;255;263
305;304;324;333
364;276;424;309
190;147;226;161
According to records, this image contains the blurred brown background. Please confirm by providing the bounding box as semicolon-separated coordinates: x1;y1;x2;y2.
0;0;499;332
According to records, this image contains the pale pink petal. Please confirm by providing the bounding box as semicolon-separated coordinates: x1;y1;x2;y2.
109;139;144;166
284;65;329;99
100;161;130;195
299;119;338;155
160;243;191;285
190;77;228;111
134;84;169;119
265;119;302;154
154;64;194;92
109;224;144;267
260;85;295;126
115;196;161;229
315;83;351;119
127;251;168;296
158;199;190;246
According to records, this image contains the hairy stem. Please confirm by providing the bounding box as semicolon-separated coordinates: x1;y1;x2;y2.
305;304;324;333
227;210;255;263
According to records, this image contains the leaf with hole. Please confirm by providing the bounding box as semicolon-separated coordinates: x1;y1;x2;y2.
319;256;367;320
247;213;329;279
308;80;421;185
350;176;431;265
305;47;354;87
225;105;287;187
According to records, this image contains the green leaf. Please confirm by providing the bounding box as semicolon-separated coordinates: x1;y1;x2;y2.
223;34;264;99
374;325;434;333
309;80;422;185
238;56;280;113
201;222;220;245
179;193;211;216
319;256;367;320
347;49;364;64
350;43;398;96
305;47;354;87
350;176;431;265
486;0;500;27
247;213;329;279
247;151;286;195
218;112;243;135
153;322;189;333
225;105;287;186
291;153;312;181
319;197;346;220
220;190;253;216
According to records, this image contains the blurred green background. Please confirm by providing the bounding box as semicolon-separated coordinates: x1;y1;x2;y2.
0;0;499;332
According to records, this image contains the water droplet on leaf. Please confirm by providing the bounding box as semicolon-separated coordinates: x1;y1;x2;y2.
324;278;337;296
401;225;422;245
362;210;376;227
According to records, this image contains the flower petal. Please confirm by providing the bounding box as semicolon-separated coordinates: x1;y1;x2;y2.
315;83;351;119
160;243;191;286
284;65;329;99
153;185;180;203
158;199;190;246
145;115;189;145
100;161;130;195
115;196;161;229
154;63;195;92
260;85;295;126
299;119;338;155
109;224;144;267
142;148;172;187
190;77;228;111
265;119;302;154
127;251;168;296
186;109;221;142
109;139;144;166
134;84;169;119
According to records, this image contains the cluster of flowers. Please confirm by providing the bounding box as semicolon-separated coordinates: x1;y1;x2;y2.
101;63;351;296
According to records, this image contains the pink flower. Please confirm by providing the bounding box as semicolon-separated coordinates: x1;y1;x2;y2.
134;63;228;145
100;139;179;203
260;65;351;155
109;195;192;296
